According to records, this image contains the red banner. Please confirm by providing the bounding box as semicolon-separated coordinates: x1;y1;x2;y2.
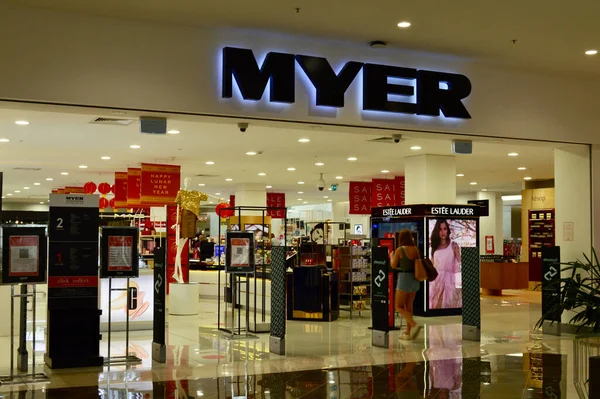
349;182;371;214
371;179;398;207
395;176;406;206
266;193;285;218
127;168;141;207
64;186;85;194
230;195;235;208
114;172;128;209
140;163;180;206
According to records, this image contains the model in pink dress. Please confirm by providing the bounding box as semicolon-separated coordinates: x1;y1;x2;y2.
429;220;462;309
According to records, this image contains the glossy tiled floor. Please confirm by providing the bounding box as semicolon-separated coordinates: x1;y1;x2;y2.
0;291;585;398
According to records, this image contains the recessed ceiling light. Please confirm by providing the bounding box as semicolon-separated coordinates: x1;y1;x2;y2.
61;172;69;175
198;183;205;186
508;152;519;157
518;167;527;171
215;192;221;195
410;146;422;150
208;201;213;204
327;199;332;202
456;173;465;177
78;165;87;169
205;161;215;165
298;191;304;194
397;21;411;28
347;157;358;161
46;178;53;181
298;181;305;185
335;176;343;180
23;187;30;190
167;129;180;135
258;172;266;176
470;182;477;185
266;185;272;189
1;196;4;199
297;198;303;201
585;49;598;55
287;167;296;171
246;151;257;156
6;193;12;196
315;162;325;166
39;202;45;204
524;176;532;181
298;138;310;143
225;178;233;182
34;182;40;186
323;196;329;199
381;170;390;173
15;120;29;125
481;189;487;192
101;156;111;160
14;190;20;193
129;144;141;149
0;138;9;143
303;201;308;204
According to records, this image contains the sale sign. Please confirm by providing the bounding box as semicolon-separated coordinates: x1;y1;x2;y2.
141;163;181;206
349;182;371;214
266;193;286;218
395;176;406;205
114;172;128;209
372;179;398;207
127;168;141;207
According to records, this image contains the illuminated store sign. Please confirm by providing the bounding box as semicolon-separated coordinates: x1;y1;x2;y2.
222;47;472;119
373;204;479;218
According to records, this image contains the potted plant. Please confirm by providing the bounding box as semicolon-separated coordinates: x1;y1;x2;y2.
536;249;600;399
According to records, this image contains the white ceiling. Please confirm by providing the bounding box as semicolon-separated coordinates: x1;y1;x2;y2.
0;103;576;206
3;0;600;75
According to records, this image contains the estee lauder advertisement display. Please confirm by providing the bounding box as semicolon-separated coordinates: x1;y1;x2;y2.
372;204;480;317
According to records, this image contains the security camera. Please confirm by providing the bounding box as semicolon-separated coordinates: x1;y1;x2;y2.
317;173;326;191
392;134;402;143
238;122;249;133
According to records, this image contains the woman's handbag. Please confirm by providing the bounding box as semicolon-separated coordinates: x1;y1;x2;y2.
423;258;439;282
414;259;428;282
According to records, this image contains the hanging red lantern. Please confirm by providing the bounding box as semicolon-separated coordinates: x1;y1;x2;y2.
99;197;109;210
110;184;115;194
215;202;234;218
109;198;115;209
84;182;97;194
98;182;111;195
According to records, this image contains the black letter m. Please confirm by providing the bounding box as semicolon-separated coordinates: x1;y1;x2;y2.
222;47;295;103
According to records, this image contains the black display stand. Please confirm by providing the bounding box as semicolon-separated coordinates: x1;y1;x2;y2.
541;246;561;336
152;247;167;363
45;194;103;369
1;226;47;285
99;227;139;279
371;246;391;348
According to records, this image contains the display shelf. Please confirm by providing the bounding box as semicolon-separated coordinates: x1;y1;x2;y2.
528;209;555;281
337;246;371;318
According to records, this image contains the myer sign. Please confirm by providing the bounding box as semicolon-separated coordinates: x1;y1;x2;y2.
222;47;472;119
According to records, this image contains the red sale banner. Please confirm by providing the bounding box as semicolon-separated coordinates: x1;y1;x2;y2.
266;193;286;218
141;163;181;206
371;178;397;207
114;172;128;209
127;168;141;207
349;182;371;214
395;176;406;205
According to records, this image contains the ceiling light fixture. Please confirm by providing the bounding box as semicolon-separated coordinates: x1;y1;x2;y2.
215;192;221;195
347;157;358;161
303;201;308;204
101;156;111;160
323;196;329;198
78;165;87;169
298;138;310;143
15;120;29;125
198;183;205;186
266;185;273;189
205;161;215;165
297;198;303;201
298;191;304;194
502;195;522;201
524;176;532;181
0;138;9;143
517;167;527;171
287;167;296;171
225;178;233;182
39;202;45;205
585;49;598;55
129;144;141;149
410;146;422;150
246;151;257;156
335;176;343;180
298;181;305;185
6;193;12;196
381;170;389;173
315;162;325;166
34;183;40;186
14;190;20;193
46;178;53;181
508;152;519;157
481;189;487;192
470;182;477;185
61;172;69;175
397;21;411;28
258;172;266;176
327;199;332;202
167;129;180;135
456;173;464;177
24;187;30;190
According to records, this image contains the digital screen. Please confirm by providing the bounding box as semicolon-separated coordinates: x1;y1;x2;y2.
244;224;268;241
427;218;477;310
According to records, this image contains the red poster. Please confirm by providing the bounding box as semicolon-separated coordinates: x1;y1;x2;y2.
395;176;406;205
230;195;235;208
108;236;133;272
371;179;397;207
114;172;128;209
127;168;141;207
140;163;180;207
266;192;285;218
349;182;371;214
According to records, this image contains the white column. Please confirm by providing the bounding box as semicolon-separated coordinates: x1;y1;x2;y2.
404;155;456;204
235;184;267;207
555;146;592;324
477;192;504;255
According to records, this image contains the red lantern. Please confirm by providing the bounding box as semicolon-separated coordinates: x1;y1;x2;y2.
98;182;111;195
84;182;97;194
215;202;234;218
109;198;115;209
110;184;115;194
99;197;109;210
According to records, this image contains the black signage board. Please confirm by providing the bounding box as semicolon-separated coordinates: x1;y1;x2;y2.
371;204;480;219
99;226;139;278
1;226;47;285
153;247;166;346
371;247;390;332
45;194;103;369
225;231;255;274
467;199;489;217
542;246;561;323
